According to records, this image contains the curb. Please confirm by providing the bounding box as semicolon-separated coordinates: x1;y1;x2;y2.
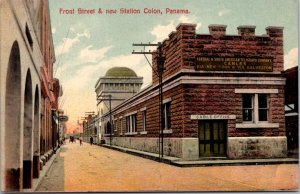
101;144;178;165
101;144;299;167
170;158;299;167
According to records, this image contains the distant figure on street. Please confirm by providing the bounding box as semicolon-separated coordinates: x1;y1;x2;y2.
90;136;93;145
79;136;83;146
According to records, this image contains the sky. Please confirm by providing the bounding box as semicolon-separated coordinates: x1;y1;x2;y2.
49;0;298;133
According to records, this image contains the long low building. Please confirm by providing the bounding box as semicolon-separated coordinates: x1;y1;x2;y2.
100;23;286;160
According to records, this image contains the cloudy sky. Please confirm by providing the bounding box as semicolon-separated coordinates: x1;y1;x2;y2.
49;0;298;132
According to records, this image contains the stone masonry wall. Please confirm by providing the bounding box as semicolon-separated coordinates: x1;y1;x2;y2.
103;136;199;160
182;84;285;138
228;136;287;159
107;81;285;150
111;84;185;138
102;23;286;159
152;24;284;84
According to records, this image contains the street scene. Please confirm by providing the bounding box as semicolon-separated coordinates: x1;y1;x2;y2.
0;0;299;192
36;141;298;192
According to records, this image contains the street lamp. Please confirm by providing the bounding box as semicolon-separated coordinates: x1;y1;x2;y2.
157;44;165;159
80;117;87;141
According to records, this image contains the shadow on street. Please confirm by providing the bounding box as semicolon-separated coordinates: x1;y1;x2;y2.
36;146;66;191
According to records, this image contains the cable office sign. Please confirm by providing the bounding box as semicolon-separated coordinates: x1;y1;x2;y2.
195;56;273;72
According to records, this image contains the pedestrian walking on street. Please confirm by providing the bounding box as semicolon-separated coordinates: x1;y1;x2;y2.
90;136;93;145
79;136;83;146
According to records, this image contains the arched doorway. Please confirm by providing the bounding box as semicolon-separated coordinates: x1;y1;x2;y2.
4;41;22;191
23;69;33;189
33;85;40;178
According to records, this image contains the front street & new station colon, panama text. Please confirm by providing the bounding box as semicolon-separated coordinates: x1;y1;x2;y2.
59;8;190;15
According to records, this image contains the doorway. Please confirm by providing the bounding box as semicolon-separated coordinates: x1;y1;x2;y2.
198;120;227;157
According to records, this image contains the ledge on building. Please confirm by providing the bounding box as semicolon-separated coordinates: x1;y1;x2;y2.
235;123;279;128
125;132;138;136
104;134;114;137
140;131;148;135
163;129;173;134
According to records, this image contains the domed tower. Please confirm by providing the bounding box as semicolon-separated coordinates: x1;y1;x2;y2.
105;66;138;78
95;67;143;137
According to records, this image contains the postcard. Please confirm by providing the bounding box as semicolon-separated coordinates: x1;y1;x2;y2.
0;0;298;192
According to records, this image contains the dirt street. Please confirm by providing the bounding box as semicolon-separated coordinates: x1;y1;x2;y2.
36;142;298;192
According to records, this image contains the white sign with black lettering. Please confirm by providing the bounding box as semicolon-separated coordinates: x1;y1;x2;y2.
190;115;236;120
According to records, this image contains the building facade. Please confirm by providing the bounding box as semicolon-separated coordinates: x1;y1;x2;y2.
95;67;143;144
101;24;287;160
0;0;60;191
82;114;98;143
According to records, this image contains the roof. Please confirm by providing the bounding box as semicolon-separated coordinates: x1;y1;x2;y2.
105;67;137;77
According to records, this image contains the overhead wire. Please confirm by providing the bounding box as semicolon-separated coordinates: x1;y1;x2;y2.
54;27;71;77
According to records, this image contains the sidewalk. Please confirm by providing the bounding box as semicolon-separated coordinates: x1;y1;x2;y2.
101;144;299;167
23;148;60;192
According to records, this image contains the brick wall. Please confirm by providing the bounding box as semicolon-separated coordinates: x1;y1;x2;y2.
182;84;285;138
111;85;185;138
108;81;285;139
152;24;284;84
101;23;286;159
106;24;285;140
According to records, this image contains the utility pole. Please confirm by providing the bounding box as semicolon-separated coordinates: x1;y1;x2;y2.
77;118;84;136
109;94;112;146
132;42;165;160
80;116;87;140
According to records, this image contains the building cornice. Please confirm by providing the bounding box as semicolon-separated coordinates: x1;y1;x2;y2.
95;76;143;89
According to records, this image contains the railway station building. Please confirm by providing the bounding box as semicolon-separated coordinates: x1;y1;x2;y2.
95;67;143;143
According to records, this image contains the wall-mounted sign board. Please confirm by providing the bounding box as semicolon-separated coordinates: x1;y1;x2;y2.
195;57;273;72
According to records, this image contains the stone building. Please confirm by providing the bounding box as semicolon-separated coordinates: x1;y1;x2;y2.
283;66;298;156
82;114;98;143
101;23;287;160
95;67;143;143
0;0;60;191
